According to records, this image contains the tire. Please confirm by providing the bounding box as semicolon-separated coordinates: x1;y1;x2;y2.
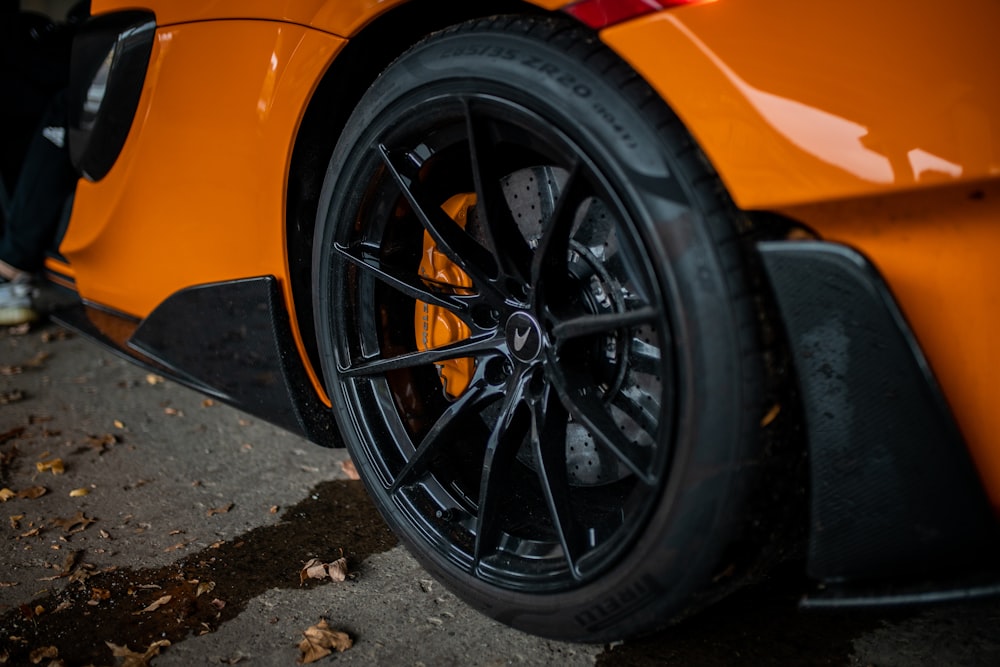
313;15;768;642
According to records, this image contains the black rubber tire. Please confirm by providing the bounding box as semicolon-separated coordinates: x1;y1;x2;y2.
314;15;767;643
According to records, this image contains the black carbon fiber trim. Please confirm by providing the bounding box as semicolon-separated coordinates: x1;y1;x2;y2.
126;276;337;447
759;240;998;584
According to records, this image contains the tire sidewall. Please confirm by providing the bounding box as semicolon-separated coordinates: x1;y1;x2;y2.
314;19;760;642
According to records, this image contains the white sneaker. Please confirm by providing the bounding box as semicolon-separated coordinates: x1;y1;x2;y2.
0;277;38;326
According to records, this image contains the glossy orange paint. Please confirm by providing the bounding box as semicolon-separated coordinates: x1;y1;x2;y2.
91;0;576;37
778;183;1000;509
61;20;344;394
91;0;407;37
601;0;1000;508
601;0;1000;210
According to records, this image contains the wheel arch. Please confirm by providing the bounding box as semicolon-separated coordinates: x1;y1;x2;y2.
284;0;553;396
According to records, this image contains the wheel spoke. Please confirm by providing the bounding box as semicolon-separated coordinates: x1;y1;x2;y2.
531;161;588;291
552;377;658;485
609;389;660;440
335;241;476;316
390;378;504;493
464;101;533;283
550;306;657;342
473;371;531;566
341;333;500;377
379;144;501;290
531;385;588;579
628;337;663;376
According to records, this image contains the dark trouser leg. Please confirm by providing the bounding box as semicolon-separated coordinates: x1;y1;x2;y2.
0;89;77;274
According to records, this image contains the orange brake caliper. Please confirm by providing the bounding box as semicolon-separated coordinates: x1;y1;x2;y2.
414;194;477;398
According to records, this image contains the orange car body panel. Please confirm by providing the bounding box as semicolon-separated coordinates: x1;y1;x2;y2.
777;184;1000;511
602;1;1000;506
90;0;575;36
68;0;1000;504
60;20;343;396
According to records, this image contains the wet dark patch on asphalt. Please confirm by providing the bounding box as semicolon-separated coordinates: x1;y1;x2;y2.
0;479;397;666
596;563;913;666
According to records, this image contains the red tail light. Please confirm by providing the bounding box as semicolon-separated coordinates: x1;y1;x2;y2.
563;0;712;29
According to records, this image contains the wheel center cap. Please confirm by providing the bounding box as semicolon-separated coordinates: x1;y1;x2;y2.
505;312;543;363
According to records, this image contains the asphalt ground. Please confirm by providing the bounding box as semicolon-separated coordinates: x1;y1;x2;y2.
3;315;1000;666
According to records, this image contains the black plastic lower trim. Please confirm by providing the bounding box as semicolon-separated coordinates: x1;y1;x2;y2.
116;276;337;446
758;240;999;586
801;569;1000;609
51;297;158;368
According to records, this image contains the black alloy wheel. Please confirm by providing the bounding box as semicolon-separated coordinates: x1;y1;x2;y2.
314;16;771;642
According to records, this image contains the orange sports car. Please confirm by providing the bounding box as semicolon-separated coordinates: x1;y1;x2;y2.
40;0;1000;642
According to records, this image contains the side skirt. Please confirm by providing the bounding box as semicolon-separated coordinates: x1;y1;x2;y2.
51;276;338;447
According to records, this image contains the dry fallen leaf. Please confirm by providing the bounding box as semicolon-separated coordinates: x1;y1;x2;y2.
145;374;164;385
196;581;215;597
0;390;25;405
57;550;82;576
135;594;171;614
297;619;352;664
36;458;65;475
23;351;50;368
299;557;348;585
0;488;15;502
41;328;71;343
113;420;125;429
760;403;781;427
106;640;170;667
39;551;86;582
85;433;117;452
28;645;58;663
300;559;325;584
206;502;234;517
51;511;95;534
69;488;90;497
340;459;360;480
0;425;25;443
16;486;47;500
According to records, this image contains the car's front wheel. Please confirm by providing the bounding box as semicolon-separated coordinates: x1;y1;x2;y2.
314;16;774;642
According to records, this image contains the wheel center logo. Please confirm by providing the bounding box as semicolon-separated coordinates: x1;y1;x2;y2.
506;312;542;362
513;327;531;352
